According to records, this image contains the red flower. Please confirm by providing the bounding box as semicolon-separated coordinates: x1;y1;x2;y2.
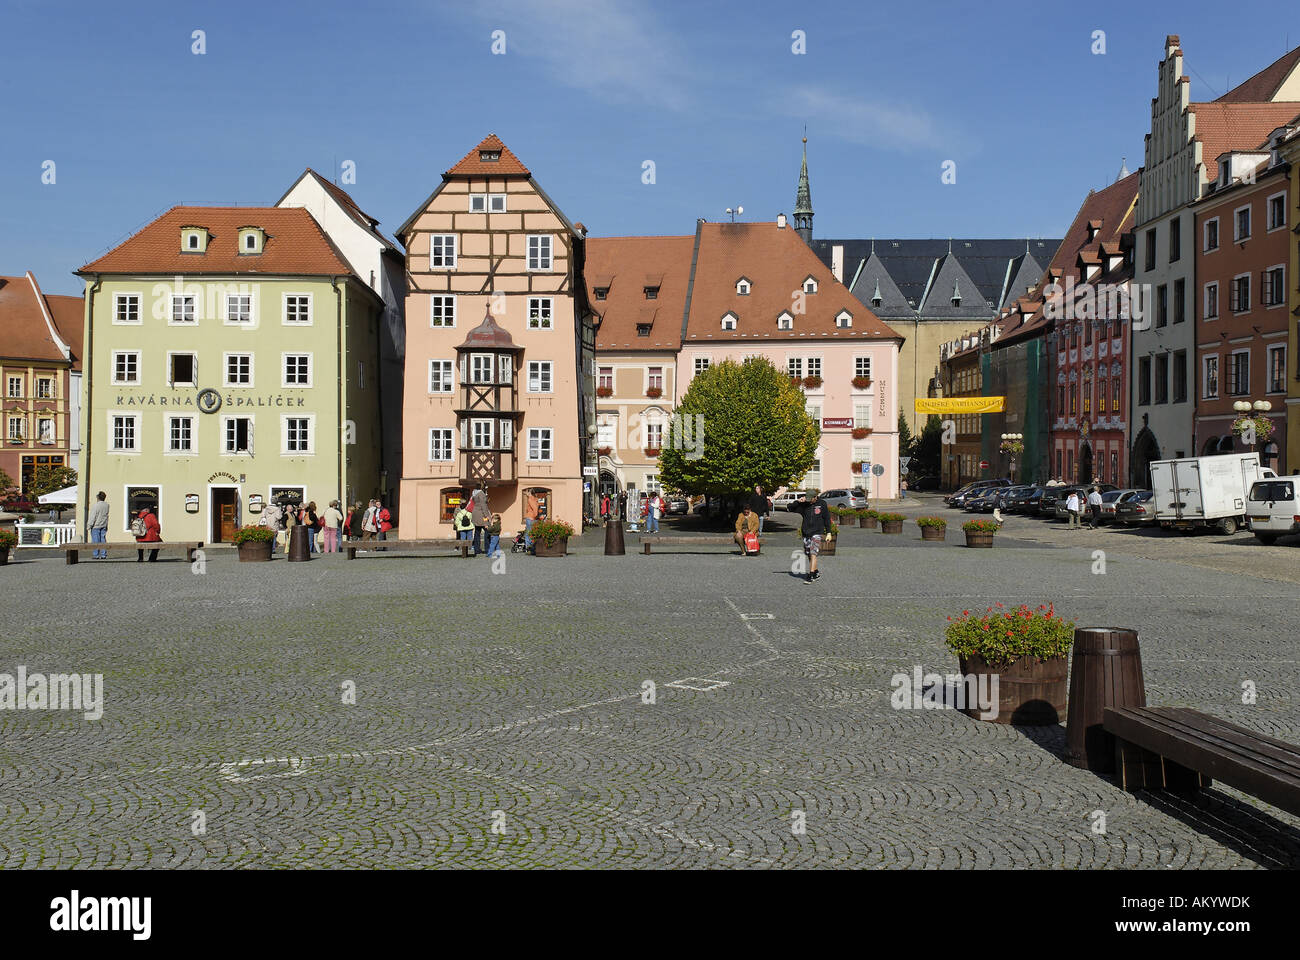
995;602;1004;608
963;610;970;616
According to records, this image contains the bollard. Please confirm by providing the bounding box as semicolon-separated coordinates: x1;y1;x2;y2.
287;524;312;562
604;518;625;555
1064;627;1145;771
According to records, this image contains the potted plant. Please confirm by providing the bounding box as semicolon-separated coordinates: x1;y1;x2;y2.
851;375;872;389
595;385;613;398
962;518;998;548
945;603;1074;724
597;446;612;457
643;447;661;457
851;461;863;474
802;375;823;389
877;512;905;534
645;386;663;399
232;525;275;561
916;516;947;541
0;528;16;565
858;509;878;529
851;427;871;439
530;518;575;557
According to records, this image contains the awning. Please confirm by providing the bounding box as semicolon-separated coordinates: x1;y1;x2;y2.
38;485;77;505
915;397;1006;414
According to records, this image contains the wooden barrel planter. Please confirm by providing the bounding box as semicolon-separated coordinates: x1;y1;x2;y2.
0;548;10;566
859;516;876;529
534;539;568;557
959;652;1068;725
238;540;274;562
1064;628;1146;771
964;531;994;548
920;526;946;541
880;520;903;534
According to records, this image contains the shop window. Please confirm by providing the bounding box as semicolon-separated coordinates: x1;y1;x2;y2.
440;488;468;522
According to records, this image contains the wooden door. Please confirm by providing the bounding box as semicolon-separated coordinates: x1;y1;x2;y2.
219;500;237;541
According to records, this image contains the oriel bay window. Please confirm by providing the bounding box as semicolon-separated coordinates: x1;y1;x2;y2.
470;418;495;449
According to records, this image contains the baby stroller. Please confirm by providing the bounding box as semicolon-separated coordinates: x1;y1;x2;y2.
511;530;530;553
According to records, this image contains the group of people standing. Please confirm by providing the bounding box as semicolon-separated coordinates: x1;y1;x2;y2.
1065;486;1106;529
259;498;390;553
452;486;540;555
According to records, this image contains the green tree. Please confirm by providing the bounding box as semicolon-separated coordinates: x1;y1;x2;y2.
897;412;916;459
659;357;819;497
912;415;944;478
0;468;16;501
28;465;77;499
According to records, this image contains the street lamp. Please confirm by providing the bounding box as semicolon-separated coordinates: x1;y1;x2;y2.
1231;399;1273;456
1000;433;1024;482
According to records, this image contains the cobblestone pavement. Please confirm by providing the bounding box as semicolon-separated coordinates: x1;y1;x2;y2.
1;523;1297;869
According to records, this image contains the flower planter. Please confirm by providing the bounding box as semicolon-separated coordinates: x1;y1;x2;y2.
534;539;567;557
851;428;871;440
958;652;1068;725
859;516;876;529
920;526;946;541
880;520;903;534
820;538;837;555
238;540;273;562
965;531;994;548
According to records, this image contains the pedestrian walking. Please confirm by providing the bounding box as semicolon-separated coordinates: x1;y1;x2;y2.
133;506;161;562
1087;486;1103;529
523;488;540;551
470;487;491;556
87;491;110;559
323;500;344;552
791;492;831;583
375;500;392;551
1066;490;1081;529
900;479;908;500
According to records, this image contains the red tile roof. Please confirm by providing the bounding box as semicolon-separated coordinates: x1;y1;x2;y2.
683;222;901;342
1189;102;1300;179
444;134;531;178
585;236;694;351
1215;46;1300;103
78;206;355;276
0;272;80;366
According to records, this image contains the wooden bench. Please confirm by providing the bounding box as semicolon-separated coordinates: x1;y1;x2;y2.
1104;706;1300;817
639;535;749;555
346;538;470;560
62;541;204;565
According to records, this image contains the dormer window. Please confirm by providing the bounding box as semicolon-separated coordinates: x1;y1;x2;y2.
237;227;265;255
777;312;794;331
951;281;962;306
181;227;209;253
644;286;659;300
480;150;501;162
835;311;853;329
721;312;738;331
636;324;651;337
736;277;752;295
594;287;608;301
870;279;882;307
802;276;818;294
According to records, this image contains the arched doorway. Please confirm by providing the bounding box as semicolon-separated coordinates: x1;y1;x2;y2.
1077;442;1093;484
1131;427;1159;489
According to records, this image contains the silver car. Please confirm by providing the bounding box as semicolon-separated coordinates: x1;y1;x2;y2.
820;488;869;510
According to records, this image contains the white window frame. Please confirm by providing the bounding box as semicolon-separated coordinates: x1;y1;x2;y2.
429;234;457;269
35;376;52;399
37;417;54;444
736;278;751;295
223;352;253;387
777;311;793;330
1203;281;1219;320
282;353;312;388
1233;204;1252;242
527;361;553;394
282;414;314;455
694;357;710;375
528;297;553;329
468;194;487;213
527;427;553;461
1203;216;1219;252
1266;191;1287;232
429;359;454;394
855;356;872;379
489;193;506;213
429;427;454;462
787;357;803;379
282;293;313;326
647;366;664;392
721;312;738;331
111;350;140;385
806;357;823;380
170;294;196;324
221;415;255;455
113;292;142;325
854;403;873;429
6;376;23;398
108;412;140;453
803;276;819;294
470;353;495;384
1230;273;1251;314
836;311;853;328
167;350;198;387
165;414;196;454
470;418;495;450
527;235;553;271
222;292;253;325
7;415;26;441
430;294;457;327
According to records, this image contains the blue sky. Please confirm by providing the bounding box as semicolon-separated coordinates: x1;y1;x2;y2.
3;0;1297;295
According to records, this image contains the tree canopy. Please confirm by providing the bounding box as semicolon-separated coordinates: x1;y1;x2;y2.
659;357;819;496
28;464;76;499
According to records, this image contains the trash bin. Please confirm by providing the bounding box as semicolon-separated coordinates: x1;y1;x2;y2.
288;524;312;562
604;518;625;556
1064;627;1146;771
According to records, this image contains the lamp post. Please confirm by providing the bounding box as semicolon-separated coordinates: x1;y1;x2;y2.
1000;432;1023;483
1231;399;1273;457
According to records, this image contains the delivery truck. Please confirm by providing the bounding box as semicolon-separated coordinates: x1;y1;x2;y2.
1149;452;1275;534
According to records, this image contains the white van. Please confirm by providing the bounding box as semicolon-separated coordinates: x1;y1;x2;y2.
1246;476;1300;544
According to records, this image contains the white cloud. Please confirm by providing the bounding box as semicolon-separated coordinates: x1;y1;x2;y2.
777;85;950;152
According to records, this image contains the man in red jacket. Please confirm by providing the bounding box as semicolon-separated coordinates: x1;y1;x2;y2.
134;507;161;562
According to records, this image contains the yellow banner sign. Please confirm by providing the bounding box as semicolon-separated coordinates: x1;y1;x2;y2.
914;397;1006;414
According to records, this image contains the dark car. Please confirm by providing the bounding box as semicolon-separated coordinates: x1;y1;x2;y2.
665;497;689;516
1004;485;1043;513
946;478;1011;508
1048;484;1118;520
1114;490;1155;526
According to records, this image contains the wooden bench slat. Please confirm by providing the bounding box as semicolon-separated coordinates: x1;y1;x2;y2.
639;535;742;555
1107;708;1300;779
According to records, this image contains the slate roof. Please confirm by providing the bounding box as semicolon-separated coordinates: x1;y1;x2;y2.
585;236;694;351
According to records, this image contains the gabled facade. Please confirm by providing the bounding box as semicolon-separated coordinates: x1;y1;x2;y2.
396;135;595;536
277;169;407;508
76;206;384;542
0;272;83;492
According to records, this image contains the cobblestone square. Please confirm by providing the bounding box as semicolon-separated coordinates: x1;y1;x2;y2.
2;505;1298;868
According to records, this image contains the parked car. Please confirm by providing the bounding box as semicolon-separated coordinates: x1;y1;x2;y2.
964;488;1004;512
1245;476;1300;544
946;478;1011;508
1046;484;1118;520
0;497;36;514
820;488;869;510
772;490;810;511
665;497;690;516
1098;489;1140;524
1004;485;1043;513
1114;490;1155;526
991;484;1034;511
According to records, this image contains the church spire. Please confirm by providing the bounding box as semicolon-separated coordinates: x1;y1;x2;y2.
793;132;813;245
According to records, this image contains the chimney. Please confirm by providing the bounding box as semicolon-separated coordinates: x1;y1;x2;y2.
776;213;787;229
831;245;844;283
